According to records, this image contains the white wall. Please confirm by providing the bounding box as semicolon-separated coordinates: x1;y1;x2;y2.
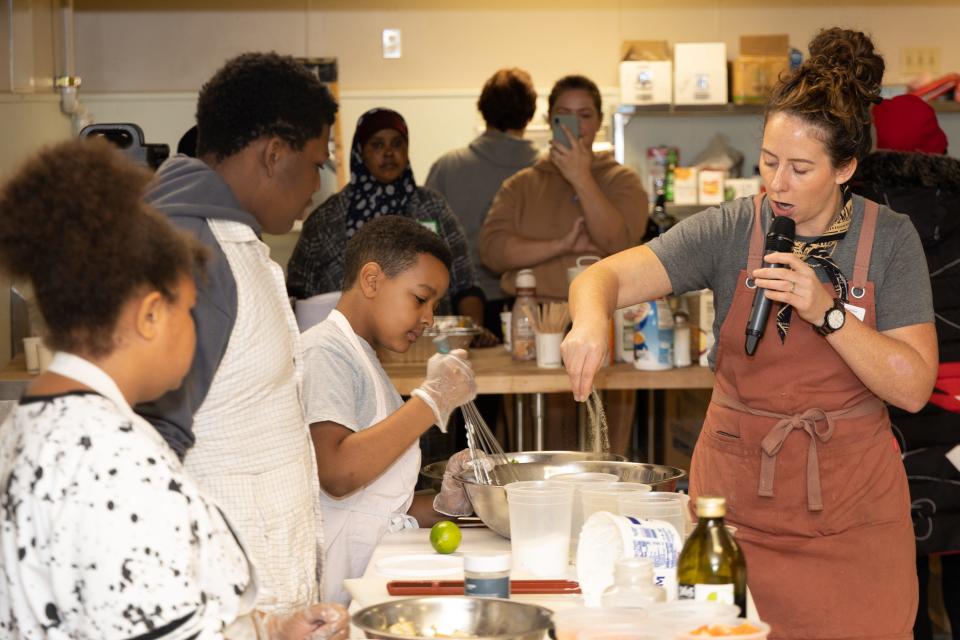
71;1;960;93
81;87;624;183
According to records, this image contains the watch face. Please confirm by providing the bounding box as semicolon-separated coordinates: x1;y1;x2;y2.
827;308;844;329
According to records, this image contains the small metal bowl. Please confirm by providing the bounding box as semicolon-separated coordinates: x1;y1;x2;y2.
458;460;687;539
352;596;553;639
378;316;481;364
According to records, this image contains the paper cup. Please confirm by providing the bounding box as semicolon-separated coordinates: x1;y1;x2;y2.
22;337;41;374
37;343;54;372
535;332;563;368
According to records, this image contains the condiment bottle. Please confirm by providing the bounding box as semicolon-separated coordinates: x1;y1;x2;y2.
677;496;747;616
601;557;666;609
464;553;511;599
673;297;692;368
511;269;537;361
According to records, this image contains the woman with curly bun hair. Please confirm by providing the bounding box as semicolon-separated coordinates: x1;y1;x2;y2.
563;28;934;638
0;139;347;639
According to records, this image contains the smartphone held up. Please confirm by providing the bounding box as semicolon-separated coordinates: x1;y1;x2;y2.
551;114;580;149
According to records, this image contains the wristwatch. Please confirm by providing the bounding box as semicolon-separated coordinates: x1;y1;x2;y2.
817;298;846;336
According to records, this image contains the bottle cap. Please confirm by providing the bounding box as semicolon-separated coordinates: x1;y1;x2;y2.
695;495;726;518
464;552;511;573
515;269;536;289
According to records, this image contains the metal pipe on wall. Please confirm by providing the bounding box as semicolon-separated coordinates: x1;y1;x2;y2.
54;0;90;134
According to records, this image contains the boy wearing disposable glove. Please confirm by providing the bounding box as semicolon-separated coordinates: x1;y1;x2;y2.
301;215;478;605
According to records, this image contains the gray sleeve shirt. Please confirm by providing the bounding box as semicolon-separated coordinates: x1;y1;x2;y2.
647;194;933;369
300;320;404;432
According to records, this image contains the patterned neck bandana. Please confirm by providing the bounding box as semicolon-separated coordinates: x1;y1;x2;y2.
775;193;853;343
345;108;417;238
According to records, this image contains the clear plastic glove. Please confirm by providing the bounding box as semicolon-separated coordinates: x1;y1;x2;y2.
267;602;349;640
433;448;476;517
411;349;477;432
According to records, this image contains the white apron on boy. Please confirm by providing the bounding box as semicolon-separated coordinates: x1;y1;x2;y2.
320;309;421;605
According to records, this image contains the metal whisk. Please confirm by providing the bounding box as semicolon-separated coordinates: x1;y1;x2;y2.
433;336;517;486
461;401;517;486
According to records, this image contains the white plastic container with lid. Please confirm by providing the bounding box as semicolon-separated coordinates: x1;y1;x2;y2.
463;552;511;598
673;296;692;368
633;299;674;371
601;557;666;609
577;511;683;607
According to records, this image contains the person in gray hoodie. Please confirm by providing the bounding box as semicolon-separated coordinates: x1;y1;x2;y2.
136;52;339;615
425;68;539;335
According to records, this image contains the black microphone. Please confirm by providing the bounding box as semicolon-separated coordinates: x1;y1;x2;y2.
745;215;796;355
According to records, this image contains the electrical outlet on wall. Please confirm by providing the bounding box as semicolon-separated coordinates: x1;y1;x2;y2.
382;29;402;59
901;46;941;77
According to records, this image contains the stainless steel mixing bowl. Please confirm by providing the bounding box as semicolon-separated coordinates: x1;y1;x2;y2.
458;460;687;538
420;451;626;493
352;596;553;639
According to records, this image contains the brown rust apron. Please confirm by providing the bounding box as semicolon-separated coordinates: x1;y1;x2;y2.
689;194;917;639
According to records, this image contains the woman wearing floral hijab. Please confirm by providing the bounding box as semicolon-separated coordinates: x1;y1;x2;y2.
288;108;486;328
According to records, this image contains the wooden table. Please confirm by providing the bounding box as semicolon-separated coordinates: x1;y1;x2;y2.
0;348;716;461
382;348;714;460
0;354;33;400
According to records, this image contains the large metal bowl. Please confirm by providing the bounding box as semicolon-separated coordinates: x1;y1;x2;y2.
352;596;553;639
420;450;627;492
458;460;687;539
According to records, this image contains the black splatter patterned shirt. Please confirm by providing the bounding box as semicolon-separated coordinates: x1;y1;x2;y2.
0;391;253;639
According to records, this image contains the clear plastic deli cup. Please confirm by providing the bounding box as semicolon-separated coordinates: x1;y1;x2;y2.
618;491;688;539
576;511;683;607
643;601;742;633
576;627;670;640
673;619;771;639
505;480;574;578
550;472;619;560
580;482;652;523
552;607;641;640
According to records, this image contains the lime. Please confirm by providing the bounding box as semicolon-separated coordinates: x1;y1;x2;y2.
430;520;462;554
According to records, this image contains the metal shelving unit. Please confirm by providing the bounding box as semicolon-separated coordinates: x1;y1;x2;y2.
613;100;960;202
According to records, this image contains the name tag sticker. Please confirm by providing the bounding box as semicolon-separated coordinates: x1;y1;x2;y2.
419;220;439;234
844;303;866;322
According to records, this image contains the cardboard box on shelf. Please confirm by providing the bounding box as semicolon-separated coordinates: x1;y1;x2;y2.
733;35;790;105
698;169;725;205
672;167;699;205
724;177;762;201
674;42;728;105
620;41;673;106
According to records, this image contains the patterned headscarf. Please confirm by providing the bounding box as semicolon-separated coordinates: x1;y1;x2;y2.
345;108;417;237
775;191;854;342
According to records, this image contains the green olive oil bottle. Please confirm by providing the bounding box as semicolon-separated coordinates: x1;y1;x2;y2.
677;495;747;616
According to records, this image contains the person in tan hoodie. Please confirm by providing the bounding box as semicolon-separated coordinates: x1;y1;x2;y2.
479;75;648;452
479;74;648;301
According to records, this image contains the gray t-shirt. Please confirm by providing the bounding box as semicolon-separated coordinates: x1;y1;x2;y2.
647;194;933;369
301;319;404;431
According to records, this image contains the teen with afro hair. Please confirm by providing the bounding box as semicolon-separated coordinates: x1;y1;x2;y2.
135;51;338;613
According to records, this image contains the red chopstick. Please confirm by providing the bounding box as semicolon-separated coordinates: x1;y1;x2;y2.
386;579;581;596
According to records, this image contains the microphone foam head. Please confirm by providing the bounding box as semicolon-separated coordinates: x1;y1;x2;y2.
770;215;796;240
